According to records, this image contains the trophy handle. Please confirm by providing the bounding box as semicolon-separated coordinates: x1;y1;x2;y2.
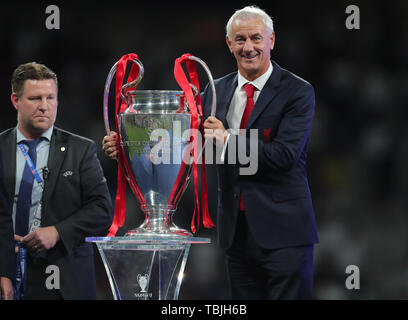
120;59;144;103
187;55;217;117
103;58;145;134
185;55;217;162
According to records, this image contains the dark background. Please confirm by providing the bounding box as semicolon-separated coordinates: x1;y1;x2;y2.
1;0;407;299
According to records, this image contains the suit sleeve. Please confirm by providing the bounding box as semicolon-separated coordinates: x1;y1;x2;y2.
232;83;315;174
0;153;15;280
54;141;113;255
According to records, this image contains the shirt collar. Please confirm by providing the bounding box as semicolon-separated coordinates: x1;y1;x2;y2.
237;61;273;92
16;126;54;144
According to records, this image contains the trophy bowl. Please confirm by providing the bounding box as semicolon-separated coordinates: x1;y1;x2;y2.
119;90;193;237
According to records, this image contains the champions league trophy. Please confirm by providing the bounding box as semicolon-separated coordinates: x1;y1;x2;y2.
87;53;216;300
103;53;216;237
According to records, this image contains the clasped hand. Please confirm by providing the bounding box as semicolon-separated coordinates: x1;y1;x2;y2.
15;226;60;254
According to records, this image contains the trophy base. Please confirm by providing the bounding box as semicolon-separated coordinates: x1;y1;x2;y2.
124;225;193;237
125;213;192;237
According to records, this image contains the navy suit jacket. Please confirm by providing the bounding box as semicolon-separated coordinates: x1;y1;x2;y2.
202;61;319;250
0;127;113;299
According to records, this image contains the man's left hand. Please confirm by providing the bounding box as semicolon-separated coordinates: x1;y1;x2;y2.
21;226;60;253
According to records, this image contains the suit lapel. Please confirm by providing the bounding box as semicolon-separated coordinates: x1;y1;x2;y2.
43;128;67;204
216;74;238;129
246;61;282;129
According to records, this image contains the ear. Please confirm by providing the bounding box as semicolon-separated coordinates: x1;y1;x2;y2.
225;35;233;53
10;93;19;111
270;32;276;51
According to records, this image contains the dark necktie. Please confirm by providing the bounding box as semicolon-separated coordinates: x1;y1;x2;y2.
15;139;41;236
239;83;255;211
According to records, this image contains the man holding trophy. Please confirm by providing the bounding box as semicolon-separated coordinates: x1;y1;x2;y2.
103;5;318;299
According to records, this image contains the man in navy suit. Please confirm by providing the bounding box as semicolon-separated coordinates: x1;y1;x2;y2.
203;6;318;299
102;5;318;300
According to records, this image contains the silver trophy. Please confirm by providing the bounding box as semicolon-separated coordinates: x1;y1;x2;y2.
103;55;216;237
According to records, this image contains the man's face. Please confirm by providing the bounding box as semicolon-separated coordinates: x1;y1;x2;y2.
11;79;58;139
226;17;275;81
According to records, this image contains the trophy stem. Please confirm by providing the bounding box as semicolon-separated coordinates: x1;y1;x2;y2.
125;208;192;237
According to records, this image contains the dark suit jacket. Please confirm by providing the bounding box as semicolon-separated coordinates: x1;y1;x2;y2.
0;127;113;299
0;150;14;280
202;60;319;250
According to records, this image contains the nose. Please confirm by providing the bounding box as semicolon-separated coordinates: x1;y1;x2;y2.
39;97;48;111
243;38;254;53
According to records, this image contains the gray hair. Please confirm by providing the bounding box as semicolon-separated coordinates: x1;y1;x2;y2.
226;5;274;39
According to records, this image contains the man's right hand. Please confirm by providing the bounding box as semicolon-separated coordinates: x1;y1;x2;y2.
102;131;119;160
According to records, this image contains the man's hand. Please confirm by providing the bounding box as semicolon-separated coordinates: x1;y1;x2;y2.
21;226;60;253
102;131;119;160
14;234;23;253
203;116;228;147
0;277;13;300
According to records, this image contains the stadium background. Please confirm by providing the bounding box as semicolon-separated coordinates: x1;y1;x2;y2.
1;0;407;299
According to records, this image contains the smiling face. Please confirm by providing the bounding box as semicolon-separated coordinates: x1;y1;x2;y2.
11;79;58;139
226;17;275;81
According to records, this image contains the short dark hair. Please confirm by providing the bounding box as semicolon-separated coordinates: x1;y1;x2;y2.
11;62;58;97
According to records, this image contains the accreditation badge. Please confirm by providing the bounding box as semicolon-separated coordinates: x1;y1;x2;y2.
29;202;42;233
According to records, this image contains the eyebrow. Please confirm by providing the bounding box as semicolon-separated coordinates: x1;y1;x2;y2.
235;32;263;39
27;93;56;98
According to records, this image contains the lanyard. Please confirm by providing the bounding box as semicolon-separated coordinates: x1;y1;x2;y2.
14;243;27;300
18;142;43;186
18;141;44;234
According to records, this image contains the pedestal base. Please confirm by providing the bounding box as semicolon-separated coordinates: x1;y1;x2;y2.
86;236;210;300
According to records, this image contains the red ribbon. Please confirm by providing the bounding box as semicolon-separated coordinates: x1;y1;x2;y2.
107;53;146;237
173;53;215;233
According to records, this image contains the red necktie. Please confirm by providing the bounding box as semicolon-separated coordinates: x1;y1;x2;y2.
240;83;255;129
239;83;255;211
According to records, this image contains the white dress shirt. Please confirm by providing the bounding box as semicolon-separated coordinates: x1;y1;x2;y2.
220;61;273;161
